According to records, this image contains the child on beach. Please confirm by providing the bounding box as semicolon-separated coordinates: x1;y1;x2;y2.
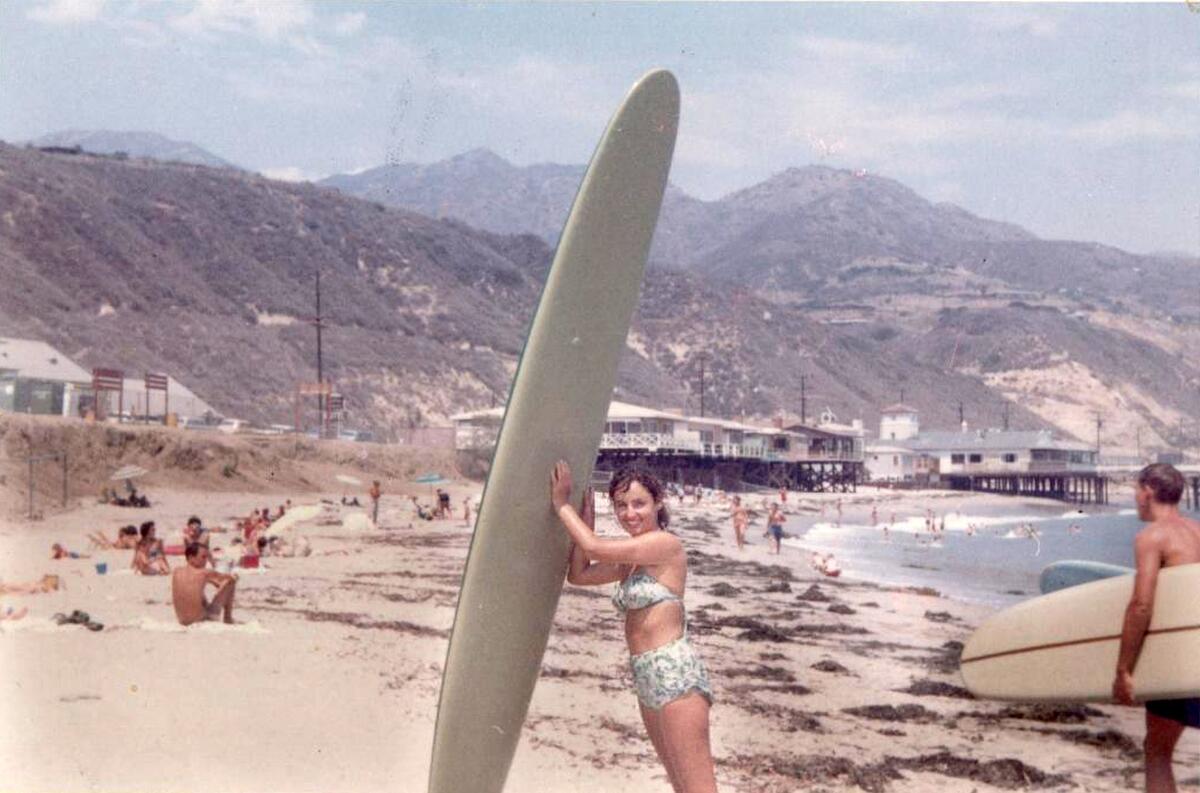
552;462;717;793
50;543;88;560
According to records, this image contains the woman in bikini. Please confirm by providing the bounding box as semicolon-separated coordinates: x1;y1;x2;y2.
551;461;717;793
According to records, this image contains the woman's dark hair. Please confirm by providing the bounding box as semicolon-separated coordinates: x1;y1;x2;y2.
608;466;670;530
139;521;155;539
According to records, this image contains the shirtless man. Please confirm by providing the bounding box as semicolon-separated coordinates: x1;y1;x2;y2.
1112;464;1200;793
730;495;748;550
171;543;238;625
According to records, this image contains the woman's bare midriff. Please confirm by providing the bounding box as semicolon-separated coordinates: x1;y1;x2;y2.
624;599;685;654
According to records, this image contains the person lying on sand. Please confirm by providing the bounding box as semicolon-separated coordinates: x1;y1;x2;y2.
50;543;89;560
132;522;169;575
1;605;29;621
0;574;62;595
171;544;237;626
88;524;140;550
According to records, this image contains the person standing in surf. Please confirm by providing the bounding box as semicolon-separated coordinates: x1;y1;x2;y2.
551;461;718;793
1113;463;1200;793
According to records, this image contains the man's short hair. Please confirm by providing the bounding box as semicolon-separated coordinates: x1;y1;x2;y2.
187;516;202;527
184;542;204;559
1137;463;1185;505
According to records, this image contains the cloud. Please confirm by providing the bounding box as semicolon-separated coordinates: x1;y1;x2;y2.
26;0;106;24
969;8;1060;39
794;34;920;69
167;0;328;54
259;165;316;183
1065;110;1196;146
333;11;365;37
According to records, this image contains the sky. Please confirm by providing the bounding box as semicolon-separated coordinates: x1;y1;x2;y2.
2;1;1198;256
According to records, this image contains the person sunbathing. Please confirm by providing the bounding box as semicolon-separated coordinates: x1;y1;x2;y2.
0;574;61;595
132;522;169;575
50;543;89;560
171;543;237;625
88;525;140;550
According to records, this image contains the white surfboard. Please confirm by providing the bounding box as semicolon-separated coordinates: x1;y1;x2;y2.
961;562;1200;702
429;70;680;793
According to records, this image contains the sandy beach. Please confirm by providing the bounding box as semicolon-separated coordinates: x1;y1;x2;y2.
2;474;1195;793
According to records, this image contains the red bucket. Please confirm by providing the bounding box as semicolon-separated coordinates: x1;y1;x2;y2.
239;555;260;569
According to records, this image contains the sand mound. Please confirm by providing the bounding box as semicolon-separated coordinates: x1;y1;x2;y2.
0;414;457;519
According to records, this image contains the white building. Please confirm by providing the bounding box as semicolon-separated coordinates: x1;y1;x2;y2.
865;404;1097;480
0;338;92;417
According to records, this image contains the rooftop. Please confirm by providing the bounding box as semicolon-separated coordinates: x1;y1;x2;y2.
0;337;91;383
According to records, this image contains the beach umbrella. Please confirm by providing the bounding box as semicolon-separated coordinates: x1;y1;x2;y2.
110;464;148;481
335;474;362;486
264;504;324;537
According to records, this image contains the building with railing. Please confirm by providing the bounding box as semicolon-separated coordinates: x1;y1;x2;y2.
451;399;866;491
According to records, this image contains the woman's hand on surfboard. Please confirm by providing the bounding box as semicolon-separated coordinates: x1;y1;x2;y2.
581;488;595;531
551;461;573;512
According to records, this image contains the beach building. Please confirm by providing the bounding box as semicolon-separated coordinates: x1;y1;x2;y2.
865;405;1105;502
451;399;865;491
0;338;93;417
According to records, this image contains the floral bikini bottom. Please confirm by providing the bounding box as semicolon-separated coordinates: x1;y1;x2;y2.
629;633;714;710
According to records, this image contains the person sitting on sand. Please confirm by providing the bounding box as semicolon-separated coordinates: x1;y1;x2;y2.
763;503;785;555
171;543;237;626
730;495;748;551
132;522;169;575
50;543;89;560
552;462;717;793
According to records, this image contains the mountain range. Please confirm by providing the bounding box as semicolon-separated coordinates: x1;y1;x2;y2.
1;134;1197;454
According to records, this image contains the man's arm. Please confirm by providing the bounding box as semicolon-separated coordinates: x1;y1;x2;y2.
1113;531;1163;704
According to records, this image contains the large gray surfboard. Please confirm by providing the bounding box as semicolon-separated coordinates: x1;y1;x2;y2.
429;70;680;793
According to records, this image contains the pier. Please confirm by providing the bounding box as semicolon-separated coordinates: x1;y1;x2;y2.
942;472;1108;505
594;447;862;494
1186;476;1200;511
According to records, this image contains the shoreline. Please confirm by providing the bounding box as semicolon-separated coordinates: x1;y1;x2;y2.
0;484;1194;792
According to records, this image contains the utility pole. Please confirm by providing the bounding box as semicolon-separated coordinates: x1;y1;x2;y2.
958;401;965;426
1094;412;1103;455
1002;403;1010;431
899;388;905;404
1136;426;1142;461
800;375;808;425
315;268;325;438
698;355;706;418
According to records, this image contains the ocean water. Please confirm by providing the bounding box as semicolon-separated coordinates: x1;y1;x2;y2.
779;498;1197;608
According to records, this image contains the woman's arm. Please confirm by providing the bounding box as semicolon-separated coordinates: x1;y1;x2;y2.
565;489;628;585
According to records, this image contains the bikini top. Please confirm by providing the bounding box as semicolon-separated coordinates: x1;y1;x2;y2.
613;568;683;615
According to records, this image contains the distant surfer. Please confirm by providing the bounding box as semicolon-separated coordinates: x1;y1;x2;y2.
1112;463;1200;793
552;461;718;793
